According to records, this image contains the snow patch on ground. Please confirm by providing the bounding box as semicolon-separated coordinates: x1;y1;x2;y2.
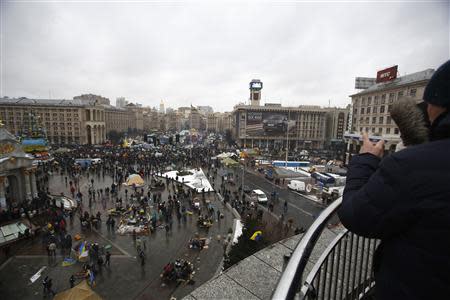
161;168;214;192
232;219;243;244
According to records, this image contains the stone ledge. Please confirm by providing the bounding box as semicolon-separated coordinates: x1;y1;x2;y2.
183;234;303;300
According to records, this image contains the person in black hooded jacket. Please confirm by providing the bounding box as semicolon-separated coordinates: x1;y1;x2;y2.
338;60;450;300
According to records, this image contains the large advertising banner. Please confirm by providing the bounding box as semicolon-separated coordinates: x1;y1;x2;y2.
246;111;296;137
376;65;398;83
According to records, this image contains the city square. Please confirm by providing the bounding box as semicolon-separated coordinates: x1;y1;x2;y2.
0;1;449;300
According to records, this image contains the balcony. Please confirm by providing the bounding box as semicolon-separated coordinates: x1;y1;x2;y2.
184;197;378;300
273;197;379;300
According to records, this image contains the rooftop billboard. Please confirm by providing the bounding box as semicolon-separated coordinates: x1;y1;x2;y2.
355;77;376;89
376;65;398;83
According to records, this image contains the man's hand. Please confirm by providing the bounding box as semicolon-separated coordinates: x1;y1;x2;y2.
359;132;385;158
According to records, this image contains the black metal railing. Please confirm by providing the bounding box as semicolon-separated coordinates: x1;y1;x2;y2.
272;197;379;300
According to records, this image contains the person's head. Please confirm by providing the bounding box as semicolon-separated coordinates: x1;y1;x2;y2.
423;60;450;124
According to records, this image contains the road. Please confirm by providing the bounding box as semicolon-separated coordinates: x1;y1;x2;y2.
242;170;324;230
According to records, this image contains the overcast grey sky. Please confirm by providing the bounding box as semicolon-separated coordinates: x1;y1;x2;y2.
1;0;449;111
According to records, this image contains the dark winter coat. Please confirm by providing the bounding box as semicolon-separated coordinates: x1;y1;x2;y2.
338;112;450;300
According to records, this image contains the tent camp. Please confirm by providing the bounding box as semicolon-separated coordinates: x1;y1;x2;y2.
54;280;102;300
123;174;145;187
221;157;239;167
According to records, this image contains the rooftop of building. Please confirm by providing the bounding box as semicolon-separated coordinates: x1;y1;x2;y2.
0;97;98;107
350;68;434;97
233;103;333;112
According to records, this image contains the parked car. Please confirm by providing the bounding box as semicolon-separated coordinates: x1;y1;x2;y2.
251;189;268;204
287;180;306;192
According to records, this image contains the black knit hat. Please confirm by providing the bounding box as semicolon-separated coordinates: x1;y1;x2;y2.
424;60;450;108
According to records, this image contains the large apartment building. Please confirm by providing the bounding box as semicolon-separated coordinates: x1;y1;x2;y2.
104;105;135;133
207;112;233;133
232;79;348;150
233;103;329;150
347;68;434;155
0;97;106;145
349;69;433;136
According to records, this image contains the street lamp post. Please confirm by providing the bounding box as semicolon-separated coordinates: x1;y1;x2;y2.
240;158;245;200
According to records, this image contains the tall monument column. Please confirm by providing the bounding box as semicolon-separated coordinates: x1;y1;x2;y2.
0;176;6;210
30;170;38;198
23;169;32;201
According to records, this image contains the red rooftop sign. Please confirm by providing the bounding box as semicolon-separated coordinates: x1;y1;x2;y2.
376;65;398;83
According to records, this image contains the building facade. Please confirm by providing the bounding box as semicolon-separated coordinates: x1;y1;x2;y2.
233;103;328;150
207;112;233;134
325;106;349;142
104;106;134;133
0;98;106;145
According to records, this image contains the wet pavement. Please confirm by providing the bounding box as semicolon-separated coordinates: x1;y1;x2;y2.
0;171;234;300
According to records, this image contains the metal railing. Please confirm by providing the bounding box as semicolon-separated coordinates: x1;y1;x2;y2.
272;197;379;300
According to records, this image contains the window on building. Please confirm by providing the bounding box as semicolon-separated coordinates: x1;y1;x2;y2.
365;117;369;123
394;128;399;134
367;96;372;105
373;106;378;114
389;93;395;103
360;127;363;132
379;116;384;124
380;106;385;113
367;107;371;114
388;105;392;112
386;127;391;134
366;127;369;132
372;117;376;124
374;95;379;105
354;108;357;114
410;89;417;97
381;94;386;104
387;116;392;124
398;90;404;98
378;127;382;134
362;98;366;106
361;107;365;114
372;127;375;133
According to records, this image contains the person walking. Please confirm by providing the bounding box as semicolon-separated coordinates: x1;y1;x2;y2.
338;60;450;300
139;249;146;266
42;276;56;297
48;242;57;257
69;275;75;288
105;250;111;267
42;276;49;296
